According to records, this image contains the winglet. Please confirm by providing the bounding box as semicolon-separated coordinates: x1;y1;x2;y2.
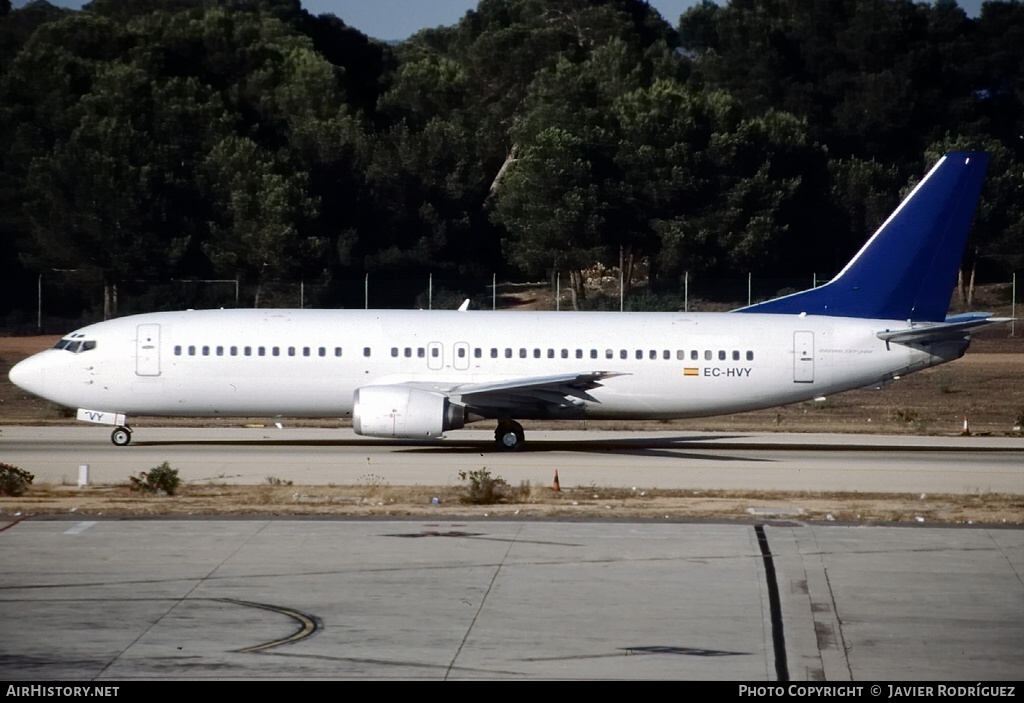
738;152;989;321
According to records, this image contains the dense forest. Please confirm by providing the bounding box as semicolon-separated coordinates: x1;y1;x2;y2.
1;0;1022;326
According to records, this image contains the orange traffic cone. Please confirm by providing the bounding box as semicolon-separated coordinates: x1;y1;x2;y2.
552;470;561;492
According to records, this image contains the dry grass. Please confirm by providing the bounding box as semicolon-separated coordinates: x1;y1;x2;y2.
2;482;1021;525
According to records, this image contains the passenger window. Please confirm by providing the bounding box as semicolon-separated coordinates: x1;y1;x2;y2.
258;347;266;356
174;345;182;356
547;349;554;359
635;350;643;360
272;347;280;357
606;349;613;359
318;347;326;357
202;346;210;356
620;350;627;359
230;346;238;356
533;348;541;359
591;349;598;359
405;348;413;358
189;345;196;356
245;346;252;356
561;349;568;359
691;350;699;360
459;347;467;358
391;347;399;357
718;350;726;361
505;348;512;358
417;348;425;358
431;348;439;358
732;350;740;361
474;348;481;358
677;350;684;360
491;348;498;358
649;350;657;360
334;347;342;357
705;350;712;360
664;350;671;360
364;347;372;357
576;349;583;359
747;351;754;361
216;346;224;356
303;347;310;357
288;347;295;357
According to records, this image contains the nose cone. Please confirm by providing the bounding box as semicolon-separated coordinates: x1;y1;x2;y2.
9;353;47;398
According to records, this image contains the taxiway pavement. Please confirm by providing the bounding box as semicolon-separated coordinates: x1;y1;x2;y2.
2;426;1022;494
0;518;1021;680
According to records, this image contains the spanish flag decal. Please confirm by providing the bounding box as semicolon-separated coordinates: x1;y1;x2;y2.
684;367;699;376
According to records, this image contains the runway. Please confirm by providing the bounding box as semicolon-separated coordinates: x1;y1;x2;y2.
0;518;1021;680
2;426;1022;494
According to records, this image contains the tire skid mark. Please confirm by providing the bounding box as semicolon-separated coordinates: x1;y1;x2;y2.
216;598;320;653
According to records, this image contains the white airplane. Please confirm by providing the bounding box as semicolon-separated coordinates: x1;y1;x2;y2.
9;152;1007;450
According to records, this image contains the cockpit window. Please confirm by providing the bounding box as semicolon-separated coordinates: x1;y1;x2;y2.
53;338;96;353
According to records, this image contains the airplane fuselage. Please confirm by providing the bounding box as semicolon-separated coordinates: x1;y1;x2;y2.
12;308;964;422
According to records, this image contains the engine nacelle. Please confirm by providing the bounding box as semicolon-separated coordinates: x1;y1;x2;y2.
352;385;466;438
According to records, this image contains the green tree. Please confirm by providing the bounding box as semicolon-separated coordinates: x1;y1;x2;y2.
201;136;318;307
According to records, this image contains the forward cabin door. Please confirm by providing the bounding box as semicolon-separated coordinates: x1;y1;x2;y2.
136;324;161;377
793;330;814;383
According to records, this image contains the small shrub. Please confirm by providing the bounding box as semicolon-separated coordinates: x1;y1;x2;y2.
265;476;293;486
890;407;918;423
458;467;508;504
0;463;34;497
129;462;181;496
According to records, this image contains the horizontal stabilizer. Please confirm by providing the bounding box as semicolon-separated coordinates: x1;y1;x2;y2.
876;313;1012;344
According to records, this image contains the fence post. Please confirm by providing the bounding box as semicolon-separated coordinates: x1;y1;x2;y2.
1012;272;1016;337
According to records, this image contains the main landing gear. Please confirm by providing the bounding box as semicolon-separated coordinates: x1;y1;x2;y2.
494;420;525;451
111;426;133;446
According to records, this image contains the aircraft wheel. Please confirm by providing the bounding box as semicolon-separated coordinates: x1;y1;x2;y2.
111;427;132;447
494;420;524;451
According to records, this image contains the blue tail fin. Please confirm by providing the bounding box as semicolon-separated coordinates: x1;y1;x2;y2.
738;152;989;322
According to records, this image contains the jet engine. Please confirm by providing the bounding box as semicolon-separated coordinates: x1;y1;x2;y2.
352;385;466;438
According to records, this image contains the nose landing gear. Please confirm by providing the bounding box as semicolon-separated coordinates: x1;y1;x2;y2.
111;426;133;446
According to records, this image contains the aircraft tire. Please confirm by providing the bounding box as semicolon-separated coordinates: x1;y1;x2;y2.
494;420;524;451
111;427;132;447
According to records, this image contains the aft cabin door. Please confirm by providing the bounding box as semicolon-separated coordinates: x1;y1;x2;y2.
793;330;814;383
136;324;161;376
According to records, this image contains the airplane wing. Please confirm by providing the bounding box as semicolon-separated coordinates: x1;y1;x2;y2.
876;313;1012;345
449;371;625;410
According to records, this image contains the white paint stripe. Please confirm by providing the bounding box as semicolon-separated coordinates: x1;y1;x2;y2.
64;521;97;535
